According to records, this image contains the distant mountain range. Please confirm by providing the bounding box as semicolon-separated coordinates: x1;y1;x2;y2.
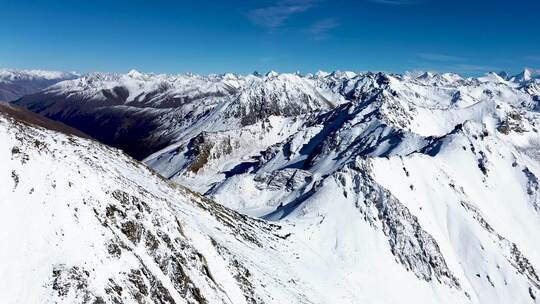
0;69;78;101
2;68;540;303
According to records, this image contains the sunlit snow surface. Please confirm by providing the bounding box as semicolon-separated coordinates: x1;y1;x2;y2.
0;69;78;101
147;70;540;303
4;69;540;303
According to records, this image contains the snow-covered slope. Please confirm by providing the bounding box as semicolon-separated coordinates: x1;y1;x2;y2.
511;68;540;83
12;70;342;160
145;69;539;193
0;69;78;102
149;70;540;303
1;104;363;304
7;68;540;303
1;99;488;304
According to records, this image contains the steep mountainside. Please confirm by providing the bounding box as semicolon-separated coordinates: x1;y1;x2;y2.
1;106;365;303
1;96;490;304
6;68;540;303
0;69;78;102
13;71;342;160
149;70;540;303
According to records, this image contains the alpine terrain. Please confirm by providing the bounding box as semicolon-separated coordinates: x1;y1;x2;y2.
0;69;78;102
3;68;540;303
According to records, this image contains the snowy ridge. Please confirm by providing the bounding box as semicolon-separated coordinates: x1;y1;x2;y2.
7;68;540;303
0;69;78;102
0;107;362;303
13;70;344;160
153;69;540;303
0;69;77;81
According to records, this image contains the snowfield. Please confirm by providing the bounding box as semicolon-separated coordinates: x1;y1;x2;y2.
3;68;540;303
1;106;360;303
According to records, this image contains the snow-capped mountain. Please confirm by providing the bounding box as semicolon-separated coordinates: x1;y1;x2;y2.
7;68;540;303
0;69;78;102
12;70;342;160
1;104;366;303
146;71;540;303
511;68;540;83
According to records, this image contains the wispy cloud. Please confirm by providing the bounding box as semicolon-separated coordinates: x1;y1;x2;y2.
259;56;276;62
412;53;500;74
450;63;500;73
524;56;540;62
247;0;318;29
367;0;419;5
305;18;339;40
417;53;463;62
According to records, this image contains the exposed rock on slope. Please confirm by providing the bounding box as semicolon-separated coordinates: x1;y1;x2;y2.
0;108;353;303
6;68;540;303
13;71;342;160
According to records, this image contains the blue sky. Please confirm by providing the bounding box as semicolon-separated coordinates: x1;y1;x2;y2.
0;0;538;75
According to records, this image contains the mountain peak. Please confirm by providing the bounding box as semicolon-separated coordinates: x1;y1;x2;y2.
265;70;279;78
127;69;145;79
315;70;330;78
417;71;435;79
329;70;357;79
512;68;538;82
521;68;532;81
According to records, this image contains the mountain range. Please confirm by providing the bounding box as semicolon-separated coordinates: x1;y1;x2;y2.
0;69;78;102
2;67;540;303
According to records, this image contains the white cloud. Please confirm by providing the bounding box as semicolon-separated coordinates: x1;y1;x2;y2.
417;53;463;62
450;63;500;73
306;18;339;40
247;0;318;29
367;0;418;5
524;56;540;61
